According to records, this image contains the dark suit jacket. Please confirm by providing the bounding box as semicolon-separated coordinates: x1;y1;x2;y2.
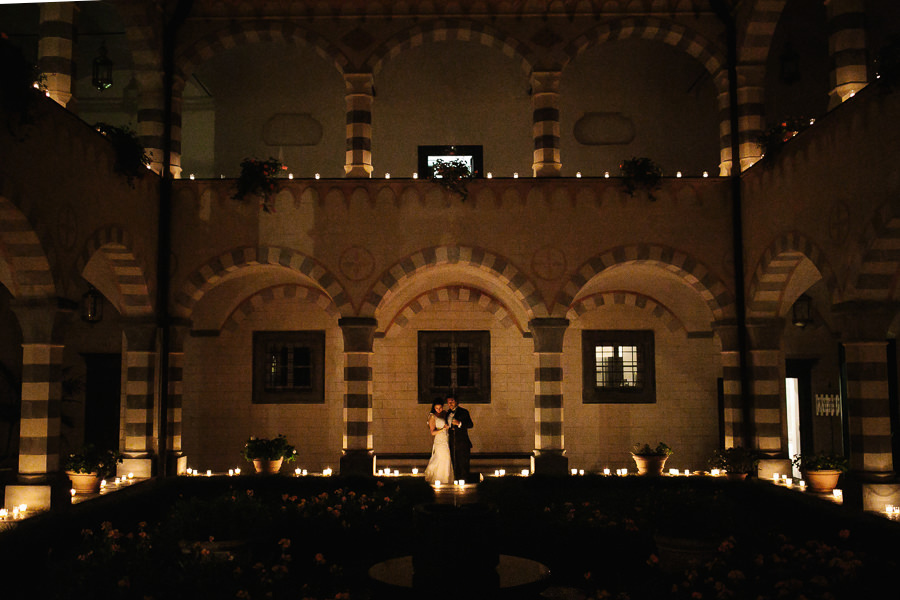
448;406;473;449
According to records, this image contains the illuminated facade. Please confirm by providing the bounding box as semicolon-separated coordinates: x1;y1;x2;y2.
1;0;899;512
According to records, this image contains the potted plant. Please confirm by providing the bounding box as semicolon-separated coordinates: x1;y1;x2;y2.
240;434;296;474
93;122;151;187
232;157;286;213
619;156;663;199
708;446;759;480
631;442;673;476
792;452;849;493
430;158;472;201
64;444;123;494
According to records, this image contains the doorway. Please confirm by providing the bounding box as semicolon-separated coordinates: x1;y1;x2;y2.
785;359;815;477
82;353;121;452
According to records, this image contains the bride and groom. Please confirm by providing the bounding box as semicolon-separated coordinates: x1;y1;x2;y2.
424;396;473;484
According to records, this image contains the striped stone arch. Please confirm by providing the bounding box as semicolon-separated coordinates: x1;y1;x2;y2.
383;285;524;335
175;20;351;86
174;246;350;319
221;284;340;335
737;0;788;64
364;19;536;76
559;244;735;322
566;290;687;335
76;226;154;318
747;232;840;318
562;16;728;92
0;196;55;299
361;246;542;319
847;200;900;302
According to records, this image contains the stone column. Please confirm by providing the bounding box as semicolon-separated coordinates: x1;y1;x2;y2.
38;2;76;109
827;0;868;109
339;317;377;475
344;73;375;178
166;321;190;474
529;318;568;475
746;319;790;478
135;70;167;176
120;322;157;478
530;71;562;177
5;299;75;511
717;65;766;175
714;321;744;449
834;301;900;511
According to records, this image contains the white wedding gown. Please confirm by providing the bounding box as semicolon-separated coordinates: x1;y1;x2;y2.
424;415;454;483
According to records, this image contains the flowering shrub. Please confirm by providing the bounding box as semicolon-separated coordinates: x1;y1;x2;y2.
63;444;123;479
232;157;287;213
430;159;473;200
670;532;865;599
619;157;663;199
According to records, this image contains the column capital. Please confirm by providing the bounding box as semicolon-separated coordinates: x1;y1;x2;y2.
10;297;76;344
339;317;378;352
530;70;561;93
745;318;786;351
833;301;900;342
528;318;569;353
344;72;375;95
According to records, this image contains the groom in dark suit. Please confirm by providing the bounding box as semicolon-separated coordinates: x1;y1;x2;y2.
445;396;474;482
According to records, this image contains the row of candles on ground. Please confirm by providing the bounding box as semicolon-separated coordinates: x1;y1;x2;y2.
184;467;334;476
0;504;29;521
189;171;714;181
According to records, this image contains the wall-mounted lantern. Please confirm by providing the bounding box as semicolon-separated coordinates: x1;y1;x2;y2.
792;294;812;329
81;286;103;323
92;42;113;91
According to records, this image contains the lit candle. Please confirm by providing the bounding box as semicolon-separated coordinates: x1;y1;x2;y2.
773;473;780;482
288;173;293;180
702;171;709;178
435;481;442;488
684;469;690;476
114;477;121;485
412;468;418;475
572;468;578;475
676;171;682;178
487;172;493;179
189;174;195;180
710;469;720;476
128;473;134;480
785;477;793;486
0;508;7;519
499;469;506;476
229;469;234;476
235;468;241;475
70;488;76;497
495;470;500;476
294;468;300;475
579;469;585;476
604;171;610;178
385;173;390;179
394;469;400;476
413;172;418;179
669;468;679;476
799;479;805;489
315;173;320;180
513;172;519;179
603;468;610;475
301;469;307;476
576;171;582;178
833;489;843;500
521;469;529;477
100;480;106;488
323;467;332;476
377;469;383;476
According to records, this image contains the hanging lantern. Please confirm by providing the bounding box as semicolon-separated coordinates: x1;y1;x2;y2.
92;42;113;91
792;294;812;329
81;286;103;323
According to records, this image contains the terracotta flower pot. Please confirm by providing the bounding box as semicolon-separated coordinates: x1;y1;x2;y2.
252;458;283;474
67;471;101;494
803;469;842;493
632;454;668;476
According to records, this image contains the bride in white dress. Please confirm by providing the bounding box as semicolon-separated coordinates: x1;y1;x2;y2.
424;400;453;484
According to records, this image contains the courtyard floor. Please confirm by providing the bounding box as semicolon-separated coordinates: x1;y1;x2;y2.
1;472;899;599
